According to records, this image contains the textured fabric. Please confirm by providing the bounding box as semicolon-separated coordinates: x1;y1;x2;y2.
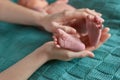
0;0;120;80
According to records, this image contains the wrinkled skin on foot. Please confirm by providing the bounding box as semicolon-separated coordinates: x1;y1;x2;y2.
55;29;85;51
86;16;102;46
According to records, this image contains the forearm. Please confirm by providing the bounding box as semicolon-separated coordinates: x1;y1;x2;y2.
0;0;46;26
0;49;48;80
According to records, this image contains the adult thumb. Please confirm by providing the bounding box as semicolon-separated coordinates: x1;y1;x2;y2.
69;50;94;58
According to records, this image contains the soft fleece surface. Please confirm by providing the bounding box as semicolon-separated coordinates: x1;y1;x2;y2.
0;0;120;80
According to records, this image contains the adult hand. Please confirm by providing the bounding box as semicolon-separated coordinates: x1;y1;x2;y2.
52;27;110;52
37;8;103;35
35;41;94;61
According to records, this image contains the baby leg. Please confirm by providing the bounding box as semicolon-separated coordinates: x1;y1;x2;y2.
53;29;85;52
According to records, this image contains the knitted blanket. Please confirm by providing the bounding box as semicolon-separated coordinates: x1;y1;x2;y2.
0;0;120;80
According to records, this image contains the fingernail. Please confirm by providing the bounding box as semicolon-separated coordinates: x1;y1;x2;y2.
52;22;59;26
56;45;61;48
73;29;77;33
108;34;111;37
99;13;102;16
89;53;95;57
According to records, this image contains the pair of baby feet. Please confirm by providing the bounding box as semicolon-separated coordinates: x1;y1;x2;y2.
53;15;103;52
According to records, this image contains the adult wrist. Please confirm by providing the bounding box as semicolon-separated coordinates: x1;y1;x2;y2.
34;11;48;27
32;47;50;63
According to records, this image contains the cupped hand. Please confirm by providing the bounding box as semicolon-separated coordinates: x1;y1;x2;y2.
38;8;103;34
37;41;94;61
53;27;110;52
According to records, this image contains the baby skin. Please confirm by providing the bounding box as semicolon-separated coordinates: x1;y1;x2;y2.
18;0;103;51
53;15;103;51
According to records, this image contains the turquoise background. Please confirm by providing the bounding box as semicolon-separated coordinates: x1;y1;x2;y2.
0;0;120;80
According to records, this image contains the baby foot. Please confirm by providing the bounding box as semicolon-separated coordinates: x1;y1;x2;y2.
57;15;103;47
86;15;103;46
54;29;85;51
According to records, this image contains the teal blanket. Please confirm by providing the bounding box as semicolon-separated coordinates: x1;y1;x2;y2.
0;0;120;80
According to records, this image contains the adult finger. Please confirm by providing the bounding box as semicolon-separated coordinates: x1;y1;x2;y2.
67;50;94;58
100;27;111;42
93;32;111;50
60;10;88;20
58;9;103;23
100;32;111;43
77;8;102;17
96;33;111;49
86;28;111;51
52;22;80;37
102;27;110;33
